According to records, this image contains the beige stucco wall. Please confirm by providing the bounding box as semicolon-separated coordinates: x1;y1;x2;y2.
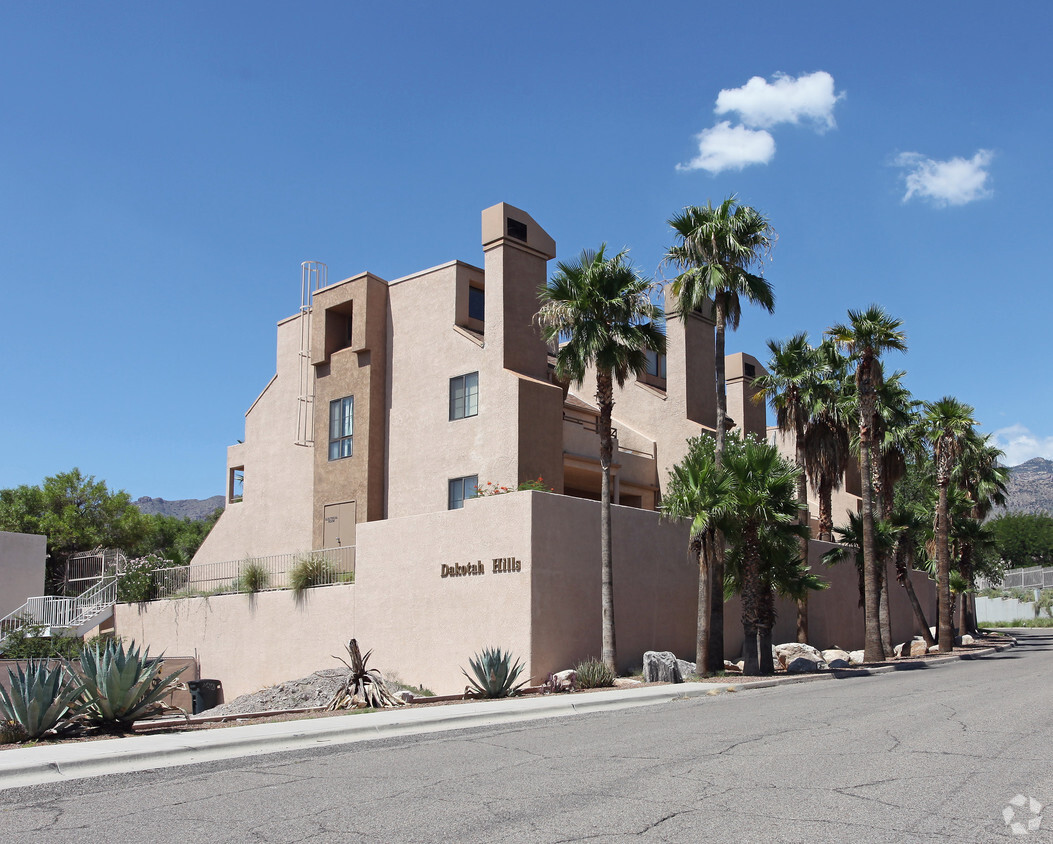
192;315;314;564
768;427;861;533
0;531;47;617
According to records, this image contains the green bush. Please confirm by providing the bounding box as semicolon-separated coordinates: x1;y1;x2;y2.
462;646;527;698
240;560;269;593
0;660;86;740
574;657;616;689
77;639;185;731
0;621;83;660
290;554;336;596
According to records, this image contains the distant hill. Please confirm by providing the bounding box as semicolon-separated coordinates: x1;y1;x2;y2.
134;496;225;521
1001;458;1053;514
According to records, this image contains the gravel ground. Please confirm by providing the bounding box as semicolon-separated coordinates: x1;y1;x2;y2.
197;668;349;716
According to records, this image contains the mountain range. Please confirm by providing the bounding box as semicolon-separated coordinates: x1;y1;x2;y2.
134;495;225;521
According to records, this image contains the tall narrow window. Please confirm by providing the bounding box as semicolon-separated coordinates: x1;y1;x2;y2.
448;475;478;510
644;349;667;379
449;372;479;420
468;286;485;323
329;396;354;460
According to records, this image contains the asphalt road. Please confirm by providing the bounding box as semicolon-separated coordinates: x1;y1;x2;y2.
1;631;1050;843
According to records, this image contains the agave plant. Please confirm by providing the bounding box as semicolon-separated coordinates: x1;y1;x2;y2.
574;656;616;689
0;660;87;740
462;646;527;698
77;639;185;730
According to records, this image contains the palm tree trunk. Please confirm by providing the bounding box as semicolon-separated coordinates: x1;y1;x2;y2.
936;481;954;653
795;416;809;644
759;586;776;675
741;522;761;676
714;297;728;464
708;544;725;673
695;540;711;675
597;370;617;673
896;544;936;647
959;545;977;636
708;296;728;671
858;372;885;662
818;477;834;541
878;560;893;656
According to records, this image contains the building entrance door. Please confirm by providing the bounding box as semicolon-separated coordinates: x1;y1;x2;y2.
323;501;357;548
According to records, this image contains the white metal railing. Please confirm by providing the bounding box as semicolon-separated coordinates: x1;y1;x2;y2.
151;546;356;600
978;565;1053;591
0;577;119;641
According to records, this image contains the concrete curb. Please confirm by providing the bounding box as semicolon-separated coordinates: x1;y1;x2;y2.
0;639;1016;791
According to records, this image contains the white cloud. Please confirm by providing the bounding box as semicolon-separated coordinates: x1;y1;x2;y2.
715;71;844;131
990;424;1053;467
895;149;994;206
677;122;775;174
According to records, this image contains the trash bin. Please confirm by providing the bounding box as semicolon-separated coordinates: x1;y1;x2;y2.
187;679;223;714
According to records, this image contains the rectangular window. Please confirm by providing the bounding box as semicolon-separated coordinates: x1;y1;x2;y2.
644;349;667;379
468;286;485;322
448;475;478;510
229;467;244;503
449;372;479;420
328;396;353;460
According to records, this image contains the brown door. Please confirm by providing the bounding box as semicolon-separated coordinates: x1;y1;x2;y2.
323;501;357;547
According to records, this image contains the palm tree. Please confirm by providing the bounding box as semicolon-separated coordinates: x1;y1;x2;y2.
921;396;977;652
827;307;907;662
753;332;815;643
661;435;734;674
665;196;775;666
536;245;666;673
802;340;852;542
721;434;803;675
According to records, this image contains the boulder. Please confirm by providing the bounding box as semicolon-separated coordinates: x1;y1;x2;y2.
677;659;698;679
723;660;743;674
821;648;850;664
848;650;865;665
395;690;415;703
909;639;929;657
826;658;851;669
786;654;828;673
643;651;683;683
956;634;974;646
549;669;577;691
774;642;822;669
928;645;940;653
893;643;905;658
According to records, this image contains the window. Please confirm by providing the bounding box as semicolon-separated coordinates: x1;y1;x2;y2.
229;467;244;503
448;475;478;510
468;286;485;322
643;350;667;379
506;217;528;241
329;396;353;460
449;372;479;420
744;362;756;378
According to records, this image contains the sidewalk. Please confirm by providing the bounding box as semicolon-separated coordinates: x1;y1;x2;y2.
0;642;1011;791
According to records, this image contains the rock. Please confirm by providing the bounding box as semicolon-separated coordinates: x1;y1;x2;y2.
677;659;697;679
395;690;415;703
735;660;745;672
956;634;974;646
549;669;577;691
821;649;850;664
774;642;822;669
909;639;929;657
893;643;905;658
643;651;683;683
786;655;828;673
826;658;851;669
848;650;864;665
723;660;743;674
928;645;940;653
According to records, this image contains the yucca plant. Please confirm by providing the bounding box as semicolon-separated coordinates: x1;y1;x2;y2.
290;553;336;597
77;639;185;730
462;646;528;698
0;660;87;740
574;656;616;689
326;639;404;710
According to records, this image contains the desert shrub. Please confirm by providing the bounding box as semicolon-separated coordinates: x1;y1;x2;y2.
240;560;269;593
462;646;527;698
0;621;83;660
117;553;174;602
574;657;616;689
77;639;185;730
290;554;336;596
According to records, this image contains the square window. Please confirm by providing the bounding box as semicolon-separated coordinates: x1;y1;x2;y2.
449;372;479;420
329;396;353;460
448;475;478;510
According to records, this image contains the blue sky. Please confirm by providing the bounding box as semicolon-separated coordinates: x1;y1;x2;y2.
2;2;1050;500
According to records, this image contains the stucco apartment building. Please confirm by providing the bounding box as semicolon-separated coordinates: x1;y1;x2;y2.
194;202;769;566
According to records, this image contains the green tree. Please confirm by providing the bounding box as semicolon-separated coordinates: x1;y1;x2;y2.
536;245;666;673
922;397;977;652
827;307;907;662
665;195;776;666
802;340;852;542
0;469;148;593
988;512;1053;569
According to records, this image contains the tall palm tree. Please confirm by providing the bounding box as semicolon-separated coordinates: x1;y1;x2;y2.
665;196;775;666
921;396;977;652
661;435;734;674
536;245;666;673
827;307;907;662
753;332;815;643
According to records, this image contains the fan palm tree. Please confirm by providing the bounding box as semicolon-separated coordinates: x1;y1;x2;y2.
665;196;775;666
721;434;802;675
661;435;735;674
921;396;977;652
802;341;852;542
536;245;666;673
827;306;907;662
753;332;816;642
